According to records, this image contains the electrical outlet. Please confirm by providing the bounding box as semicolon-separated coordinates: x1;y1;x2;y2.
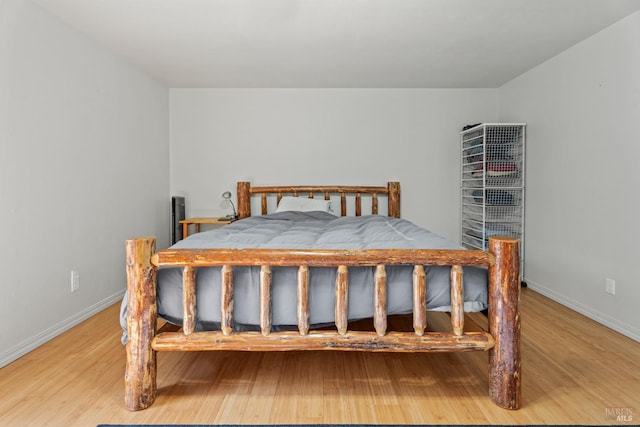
605;278;615;295
71;270;79;292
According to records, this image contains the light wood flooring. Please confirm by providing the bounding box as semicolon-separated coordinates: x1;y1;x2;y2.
1;288;638;426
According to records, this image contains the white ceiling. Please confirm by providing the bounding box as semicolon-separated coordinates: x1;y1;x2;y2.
33;0;640;88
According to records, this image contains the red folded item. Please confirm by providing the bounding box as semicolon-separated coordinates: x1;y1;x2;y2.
471;163;518;177
488;163;516;171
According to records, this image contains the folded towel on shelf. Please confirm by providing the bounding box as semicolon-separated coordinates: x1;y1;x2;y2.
487;162;517;176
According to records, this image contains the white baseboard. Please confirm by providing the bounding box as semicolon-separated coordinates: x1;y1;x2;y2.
0;289;126;368
526;279;640;342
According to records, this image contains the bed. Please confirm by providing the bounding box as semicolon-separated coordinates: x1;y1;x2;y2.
124;181;521;411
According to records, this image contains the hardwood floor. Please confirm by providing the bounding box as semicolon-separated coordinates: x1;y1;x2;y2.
1;289;638;426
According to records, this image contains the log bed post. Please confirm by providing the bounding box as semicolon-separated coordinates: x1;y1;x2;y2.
387;181;400;218
237;181;251;219
125;237;157;411
488;236;521;410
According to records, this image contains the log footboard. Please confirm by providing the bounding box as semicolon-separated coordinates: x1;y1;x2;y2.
124;236;521;411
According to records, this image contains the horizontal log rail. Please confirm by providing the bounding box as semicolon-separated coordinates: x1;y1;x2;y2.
152;330;495;353
152;248;494;268
247;185;392;194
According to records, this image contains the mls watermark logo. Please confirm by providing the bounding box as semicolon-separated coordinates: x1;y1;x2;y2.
605;407;633;422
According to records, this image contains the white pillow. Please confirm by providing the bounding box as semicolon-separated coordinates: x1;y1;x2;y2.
275;196;334;214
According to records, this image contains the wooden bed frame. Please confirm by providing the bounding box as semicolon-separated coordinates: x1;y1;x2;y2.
125;181;521;411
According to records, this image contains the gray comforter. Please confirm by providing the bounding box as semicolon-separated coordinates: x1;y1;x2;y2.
120;212;487;343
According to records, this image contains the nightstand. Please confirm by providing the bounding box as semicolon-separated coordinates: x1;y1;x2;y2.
180;217;234;239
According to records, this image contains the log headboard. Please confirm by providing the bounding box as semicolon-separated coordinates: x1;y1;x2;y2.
236;181;400;219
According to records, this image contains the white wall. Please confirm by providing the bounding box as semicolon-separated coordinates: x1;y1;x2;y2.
170;88;497;240
499;11;640;340
0;0;170;366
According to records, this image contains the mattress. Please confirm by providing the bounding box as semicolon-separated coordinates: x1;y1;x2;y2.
120;211;487;343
